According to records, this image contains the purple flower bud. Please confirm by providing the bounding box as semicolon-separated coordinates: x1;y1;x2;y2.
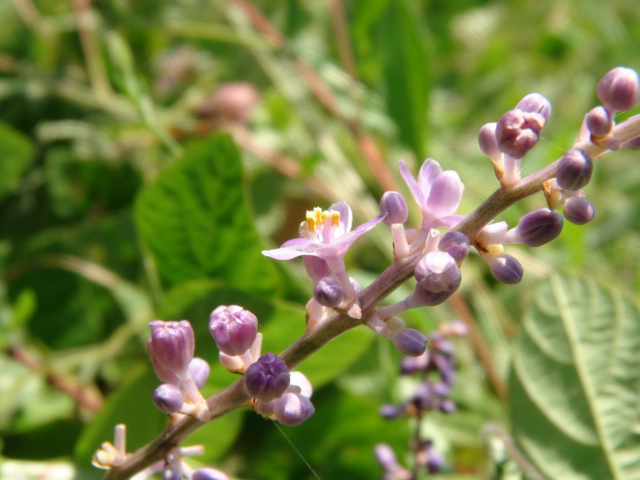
514;208;564;247
148;320;195;383
192;468;229;480
375;444;410;478
431;382;451;398
495;109;544;158
209;305;258;356
409;284;454;307
380;191;409;225
273;392;315;426
392;328;427;357
556;149;593;191
313;276;344;308
415;251;461;293
400;350;429;374
163;465;182;480
438;398;457;414
478;123;501;159
597;67;639;112
489;254;523;284
188;357;210;389
516;93;551;124
563;196;596;225
622;134;640;150
244;352;290;402
438;231;470;263
416;441;445;474
379;404;404;419
585;106;612;137
152;383;184;414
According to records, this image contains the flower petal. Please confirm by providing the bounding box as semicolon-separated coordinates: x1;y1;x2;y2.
425;170;464;219
399;160;426;213
262;238;312;260
329;200;353;234
417;159;442;196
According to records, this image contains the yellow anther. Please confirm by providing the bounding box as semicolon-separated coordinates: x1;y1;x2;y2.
305;207;327;233
330;211;340;227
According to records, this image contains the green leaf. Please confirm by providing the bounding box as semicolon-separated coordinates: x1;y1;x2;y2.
510;274;640;480
378;0;432;159
135;135;280;295
0;122;33;199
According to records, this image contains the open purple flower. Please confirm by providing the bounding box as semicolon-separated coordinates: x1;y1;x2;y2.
399;159;465;234
262;201;384;316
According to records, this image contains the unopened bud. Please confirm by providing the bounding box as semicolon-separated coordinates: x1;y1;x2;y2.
188;358;210;389
585;106;612;137
380;191;409;225
391;328;428;356
148;320;195;384
478;123;501;159
512;208;564;247
244;352;290;402
597;67;639;112
438;231;470;263
495;109;544;158
209;305;258;356
556;149;593;191
313;276;344;308
414;251;461;293
192;468;230;480
563;196;595;225
489;254;523;284
516;93;551;124
152;383;184;414
273;392;315;426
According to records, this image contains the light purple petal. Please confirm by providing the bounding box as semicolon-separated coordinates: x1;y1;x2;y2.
399;160;426;212
417;159;442;196
324;214;386;257
329;200;353;234
425;171;464;219
262;239;312;260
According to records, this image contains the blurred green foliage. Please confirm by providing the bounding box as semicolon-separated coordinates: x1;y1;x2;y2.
1;1;639;479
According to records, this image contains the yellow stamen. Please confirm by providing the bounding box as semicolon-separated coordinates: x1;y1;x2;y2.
305;207;327;233
330;211;340;228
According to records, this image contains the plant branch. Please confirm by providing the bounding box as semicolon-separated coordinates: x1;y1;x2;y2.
101;114;640;479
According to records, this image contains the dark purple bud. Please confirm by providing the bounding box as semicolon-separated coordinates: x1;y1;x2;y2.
192;468;230;480
433;354;456;387
478;123;500;159
244;352;290;402
597;67;639;112
273;392;315;426
495;109;544;158
380;191;409;225
152;383;184;414
556;149;594;191
313;276;344;308
434;338;455;358
421;443;445;474
514;208;564;247
489;254;523;284
379;404;404;419
516;93;551;124
563;196;596;225
414;251;461;293
392;328;428;357
438;231;470;263
209;305;258;356
188;357;210;389
408;284;454;307
148;320;195;383
585;106;612;137
400;350;429;374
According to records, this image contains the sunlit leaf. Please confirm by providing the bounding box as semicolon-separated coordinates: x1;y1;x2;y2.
510;274;640;480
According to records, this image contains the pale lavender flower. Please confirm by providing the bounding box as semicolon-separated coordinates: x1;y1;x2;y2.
398;159;465;235
262;201;385;315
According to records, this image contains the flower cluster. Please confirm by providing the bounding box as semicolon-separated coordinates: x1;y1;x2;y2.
375;321;467;478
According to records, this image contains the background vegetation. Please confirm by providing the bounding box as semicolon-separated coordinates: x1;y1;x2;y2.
1;0;639;479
